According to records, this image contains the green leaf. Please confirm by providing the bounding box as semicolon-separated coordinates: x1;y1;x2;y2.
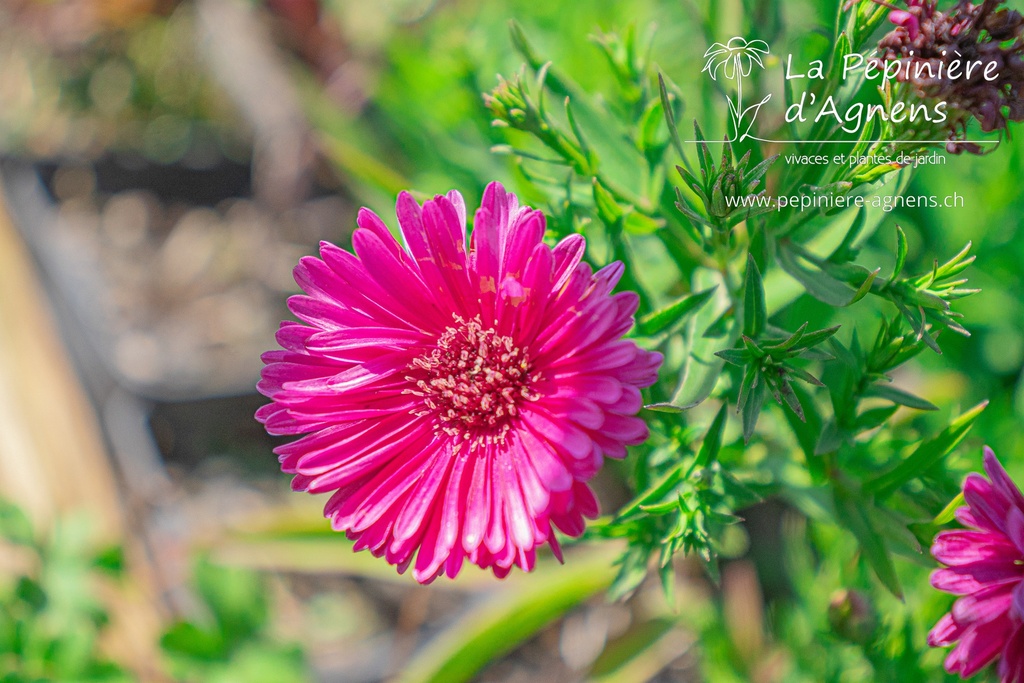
0;500;34;546
636;287;717;336
829;32;853;82
588;618;679;683
693;121;713;180
793;324;842;352
194;560;269;646
658;74;686;160
782;384;825;478
703;310;733;339
715;348;751;366
933;493;966;525
815;419;845;455
161;622;227;661
664;269;734;410
743;254;767;338
695;403;729;469
854;405;899;433
741;368;767;443
397;550;617;683
614;463;688;521
778;245;862;307
609;546;652;601
743;156;778;196
14;577;47;612
565;97;595;171
890;225;908;284
847;267;880;305
835;485;903;599
866;401;988;499
92;546;126;576
623;211;662;235
639;98;666;156
592;179;624;227
863;383;938;411
828;207;867;265
207;644;309;683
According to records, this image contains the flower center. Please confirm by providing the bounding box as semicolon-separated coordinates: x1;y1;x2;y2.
407;315;539;441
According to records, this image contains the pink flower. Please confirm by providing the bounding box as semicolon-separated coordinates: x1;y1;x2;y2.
929;447;1024;681
256;182;662;583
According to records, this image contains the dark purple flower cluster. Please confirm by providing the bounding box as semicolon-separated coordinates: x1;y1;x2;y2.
873;0;1024;152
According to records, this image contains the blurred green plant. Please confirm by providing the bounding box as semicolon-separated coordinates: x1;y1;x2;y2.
160;559;311;683
0;500;129;683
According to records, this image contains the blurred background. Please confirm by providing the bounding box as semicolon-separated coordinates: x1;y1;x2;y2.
0;0;1022;681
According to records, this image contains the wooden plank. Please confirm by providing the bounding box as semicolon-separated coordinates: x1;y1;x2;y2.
0;188;166;680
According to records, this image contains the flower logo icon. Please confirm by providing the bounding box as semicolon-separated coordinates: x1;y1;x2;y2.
703;37;770;80
702;37;772;142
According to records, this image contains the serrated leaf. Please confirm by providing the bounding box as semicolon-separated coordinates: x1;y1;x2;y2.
866;401;988;499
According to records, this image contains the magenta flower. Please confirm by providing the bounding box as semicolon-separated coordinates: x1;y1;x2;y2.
256;182;662;583
929;448;1024;681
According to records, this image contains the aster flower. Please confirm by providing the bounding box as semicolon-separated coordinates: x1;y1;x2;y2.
929;447;1024;680
255;182;662;584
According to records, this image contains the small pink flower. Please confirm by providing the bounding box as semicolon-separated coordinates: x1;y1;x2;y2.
256;182;662;583
929;448;1024;681
889;9;921;41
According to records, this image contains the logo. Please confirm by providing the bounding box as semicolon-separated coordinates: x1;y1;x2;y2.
702;37;773;143
696;34;997;147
